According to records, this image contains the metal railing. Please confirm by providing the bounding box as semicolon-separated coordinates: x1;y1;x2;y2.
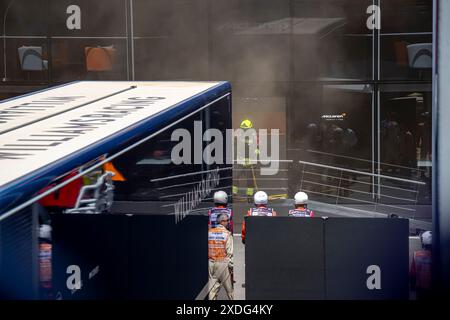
297;160;427;221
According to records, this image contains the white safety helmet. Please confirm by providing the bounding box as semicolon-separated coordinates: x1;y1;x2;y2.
294;192;308;205
39;224;52;241
421;231;432;246
254;191;268;205
213;190;228;204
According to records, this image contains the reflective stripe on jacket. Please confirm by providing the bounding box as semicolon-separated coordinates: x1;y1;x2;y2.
288;208;314;217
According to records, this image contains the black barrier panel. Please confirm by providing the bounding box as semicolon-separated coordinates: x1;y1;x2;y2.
245;217;325;300
129;215;208;299
174;215;209;299
0;207;37;300
52;214;129;299
52;214;208;299
325;218;409;300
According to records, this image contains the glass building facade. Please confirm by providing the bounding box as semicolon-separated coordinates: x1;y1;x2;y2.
0;0;433;226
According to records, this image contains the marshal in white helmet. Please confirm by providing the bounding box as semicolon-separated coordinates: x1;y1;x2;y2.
411;230;432;297
241;191;277;244
289;191;314;217
209;190;233;232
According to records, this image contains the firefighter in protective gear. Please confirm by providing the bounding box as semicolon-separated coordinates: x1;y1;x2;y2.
233;118;258;202
241;191;277;244
289;192;314;217
208;191;234;233
208;213;233;300
411;230;432;299
240;119;253;129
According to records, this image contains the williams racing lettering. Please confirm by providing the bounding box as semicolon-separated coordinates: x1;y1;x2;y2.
0;97;165;160
0;82;222;188
0;82;134;134
174;168;220;223
0;96;85;124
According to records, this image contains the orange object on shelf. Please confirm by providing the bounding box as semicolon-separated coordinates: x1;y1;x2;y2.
85;46;116;71
394;41;409;66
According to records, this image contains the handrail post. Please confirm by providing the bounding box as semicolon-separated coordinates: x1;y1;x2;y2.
336;170;343;205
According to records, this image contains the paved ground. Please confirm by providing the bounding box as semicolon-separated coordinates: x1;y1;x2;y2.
233;235;246;299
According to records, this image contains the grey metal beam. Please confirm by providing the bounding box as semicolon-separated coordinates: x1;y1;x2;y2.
434;0;450;296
